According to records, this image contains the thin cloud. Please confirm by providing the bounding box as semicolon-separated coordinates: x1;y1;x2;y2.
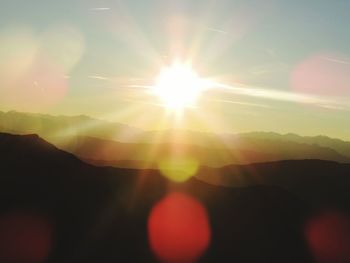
126;85;153;89
88;75;112;81
121;98;165;108
249;62;289;76
206;27;228;34
211;82;350;111
317;103;350;111
90;7;111;11
208;99;273;109
88;75;349;112
322;56;350;65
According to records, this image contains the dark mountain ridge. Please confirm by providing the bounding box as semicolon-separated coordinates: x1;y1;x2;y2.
0;132;319;263
1;110;350;168
197;159;350;210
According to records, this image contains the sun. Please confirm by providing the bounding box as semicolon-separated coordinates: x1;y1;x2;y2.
152;62;208;110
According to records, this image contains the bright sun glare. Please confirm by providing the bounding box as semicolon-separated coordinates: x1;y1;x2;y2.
153;62;208;110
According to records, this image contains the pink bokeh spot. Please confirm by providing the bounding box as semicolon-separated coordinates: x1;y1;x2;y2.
148;192;211;263
305;211;350;263
0;54;67;111
0;211;53;263
291;53;350;97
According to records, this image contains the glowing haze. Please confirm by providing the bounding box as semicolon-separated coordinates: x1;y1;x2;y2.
0;0;349;139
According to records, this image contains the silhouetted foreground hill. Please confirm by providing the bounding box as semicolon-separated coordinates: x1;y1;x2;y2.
197;160;350;211
1;133;350;262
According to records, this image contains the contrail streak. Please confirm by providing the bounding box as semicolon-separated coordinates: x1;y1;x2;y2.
88;74;349;112
207;99;273;109
322;56;350;65
206;27;228;34
88;75;112;81
210;82;349;111
90;7;111;11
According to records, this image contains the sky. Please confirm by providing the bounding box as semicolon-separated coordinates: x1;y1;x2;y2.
0;0;349;139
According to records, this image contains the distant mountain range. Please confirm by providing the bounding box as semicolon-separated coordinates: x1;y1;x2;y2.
238;132;350;160
3;132;350;262
50;135;350;169
0;110;142;142
1;110;350;168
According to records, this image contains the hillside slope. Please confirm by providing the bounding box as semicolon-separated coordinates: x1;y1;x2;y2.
0;132;316;263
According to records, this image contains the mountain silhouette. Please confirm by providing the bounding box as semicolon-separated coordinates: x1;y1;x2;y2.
0;110;142;141
0;132;317;263
51;135;350;169
197;160;350;211
1;111;350;169
51;135;279;168
239;132;350;159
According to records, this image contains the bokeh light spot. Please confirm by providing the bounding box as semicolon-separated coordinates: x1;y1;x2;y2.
0;26;68;111
158;156;199;182
148;192;211;263
0;211;53;263
0;26;38;86
305;211;350;263
291;53;350;97
41;24;85;74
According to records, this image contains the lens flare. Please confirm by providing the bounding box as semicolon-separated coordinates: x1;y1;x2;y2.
41;24;85;74
305;211;350;263
0;27;38;85
158;156;199;182
0;211;53;263
148;192;211;263
291;53;350;97
0;26;68;111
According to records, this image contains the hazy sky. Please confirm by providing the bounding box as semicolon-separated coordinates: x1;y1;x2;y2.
0;0;349;139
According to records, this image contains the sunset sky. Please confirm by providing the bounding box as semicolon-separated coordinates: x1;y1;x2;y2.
0;0;349;139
